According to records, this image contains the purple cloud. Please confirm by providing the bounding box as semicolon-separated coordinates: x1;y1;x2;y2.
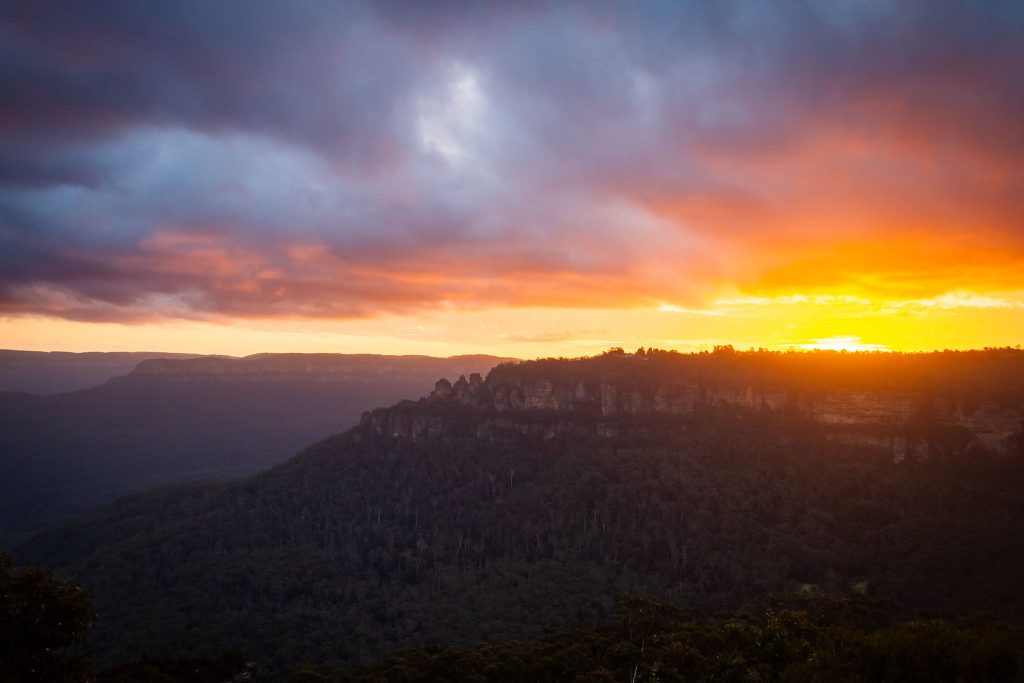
1;1;1023;322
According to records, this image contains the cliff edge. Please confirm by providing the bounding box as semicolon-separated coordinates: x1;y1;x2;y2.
360;349;1024;461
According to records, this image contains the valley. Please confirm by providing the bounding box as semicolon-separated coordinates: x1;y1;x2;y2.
10;349;1024;678
0;353;510;539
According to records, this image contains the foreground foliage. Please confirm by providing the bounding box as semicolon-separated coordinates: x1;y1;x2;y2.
0;553;96;682
307;595;1024;683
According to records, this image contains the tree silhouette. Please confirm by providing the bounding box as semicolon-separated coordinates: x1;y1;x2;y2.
0;553;96;682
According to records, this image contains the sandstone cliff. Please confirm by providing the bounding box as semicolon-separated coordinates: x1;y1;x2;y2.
359;352;1024;461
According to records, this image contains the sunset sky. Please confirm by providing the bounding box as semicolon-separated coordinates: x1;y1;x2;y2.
2;1;1023;357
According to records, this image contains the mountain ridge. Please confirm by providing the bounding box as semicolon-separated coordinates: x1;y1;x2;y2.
359;348;1024;461
0;350;205;395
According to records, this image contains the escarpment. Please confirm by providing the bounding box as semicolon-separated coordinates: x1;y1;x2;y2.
359;351;1024;461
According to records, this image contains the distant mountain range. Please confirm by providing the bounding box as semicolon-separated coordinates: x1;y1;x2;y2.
0;352;513;539
0;350;203;394
13;349;1024;676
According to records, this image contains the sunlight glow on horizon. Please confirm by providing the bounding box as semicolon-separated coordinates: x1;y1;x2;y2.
2;4;1022;357
792;336;890;353
4;285;1022;357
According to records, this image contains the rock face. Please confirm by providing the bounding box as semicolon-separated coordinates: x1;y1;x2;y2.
363;406;447;440
948;401;1023;453
808;391;914;426
704;385;789;412
359;358;1024;461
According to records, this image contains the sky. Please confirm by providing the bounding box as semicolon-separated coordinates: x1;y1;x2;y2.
2;1;1023;357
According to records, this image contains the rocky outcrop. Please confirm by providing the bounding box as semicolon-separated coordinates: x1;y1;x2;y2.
807;391;914;426
939;400;1023;455
358;362;1024;463
361;406;448;440
706;385;787;412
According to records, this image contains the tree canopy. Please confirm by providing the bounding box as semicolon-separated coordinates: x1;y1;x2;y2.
0;553;96;682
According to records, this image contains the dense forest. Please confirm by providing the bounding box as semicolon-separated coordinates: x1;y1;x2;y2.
14;398;1024;677
316;594;1024;682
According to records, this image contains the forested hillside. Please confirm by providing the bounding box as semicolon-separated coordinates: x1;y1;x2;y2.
16;401;1024;677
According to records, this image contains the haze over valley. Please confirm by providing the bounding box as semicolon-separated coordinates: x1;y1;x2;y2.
0;352;509;540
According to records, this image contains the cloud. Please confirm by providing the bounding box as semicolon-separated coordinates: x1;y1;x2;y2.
886;292;1022;311
1;1;1023;323
503;329;608;344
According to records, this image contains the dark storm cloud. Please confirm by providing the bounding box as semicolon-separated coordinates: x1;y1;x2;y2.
0;2;418;165
1;0;1022;321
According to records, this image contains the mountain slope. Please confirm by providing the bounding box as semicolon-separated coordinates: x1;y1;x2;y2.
0;353;511;537
14;351;1024;676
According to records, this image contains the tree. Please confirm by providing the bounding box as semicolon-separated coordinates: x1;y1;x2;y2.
0;553;96;682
